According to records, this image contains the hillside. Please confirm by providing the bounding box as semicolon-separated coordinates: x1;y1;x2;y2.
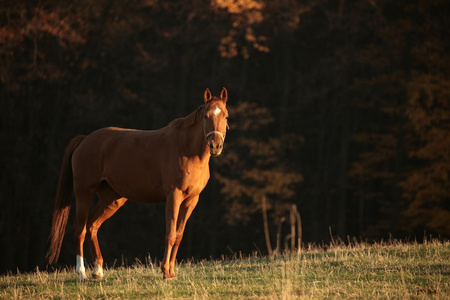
1;241;449;299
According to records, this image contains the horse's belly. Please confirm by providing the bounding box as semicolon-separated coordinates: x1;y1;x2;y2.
105;175;166;203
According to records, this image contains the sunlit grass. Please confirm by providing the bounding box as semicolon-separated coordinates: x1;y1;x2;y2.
1;240;449;299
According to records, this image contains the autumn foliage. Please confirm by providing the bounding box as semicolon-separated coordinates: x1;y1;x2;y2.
1;0;449;273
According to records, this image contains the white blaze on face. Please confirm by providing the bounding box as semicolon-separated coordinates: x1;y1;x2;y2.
213;106;222;116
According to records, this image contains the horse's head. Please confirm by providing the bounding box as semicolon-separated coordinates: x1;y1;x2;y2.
203;87;229;156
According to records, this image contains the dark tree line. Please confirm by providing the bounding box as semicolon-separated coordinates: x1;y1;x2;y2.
1;0;449;274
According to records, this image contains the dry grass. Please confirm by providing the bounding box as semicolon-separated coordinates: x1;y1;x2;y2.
1;240;449;299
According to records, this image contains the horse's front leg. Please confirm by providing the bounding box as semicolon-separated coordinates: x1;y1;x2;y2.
168;195;199;277
161;190;183;279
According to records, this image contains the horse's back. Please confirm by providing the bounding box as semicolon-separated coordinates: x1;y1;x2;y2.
72;127;139;170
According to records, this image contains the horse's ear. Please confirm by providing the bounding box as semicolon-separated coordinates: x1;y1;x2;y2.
220;87;228;103
204;88;212;103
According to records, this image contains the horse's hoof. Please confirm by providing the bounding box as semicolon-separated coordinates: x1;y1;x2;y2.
163;274;176;280
92;273;103;280
77;271;88;282
92;264;104;279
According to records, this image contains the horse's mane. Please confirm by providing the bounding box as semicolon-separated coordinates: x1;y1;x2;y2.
168;105;205;129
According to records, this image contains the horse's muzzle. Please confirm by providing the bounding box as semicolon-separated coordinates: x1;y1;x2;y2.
209;140;223;156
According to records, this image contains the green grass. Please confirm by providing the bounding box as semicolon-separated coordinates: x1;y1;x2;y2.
2;240;449;299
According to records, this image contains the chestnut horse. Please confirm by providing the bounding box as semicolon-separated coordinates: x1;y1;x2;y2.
46;88;229;280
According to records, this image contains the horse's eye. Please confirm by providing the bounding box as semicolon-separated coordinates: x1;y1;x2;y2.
204;115;207;119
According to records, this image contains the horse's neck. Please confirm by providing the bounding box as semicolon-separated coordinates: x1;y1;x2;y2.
178;124;210;162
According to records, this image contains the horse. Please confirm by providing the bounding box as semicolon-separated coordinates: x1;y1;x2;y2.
46;88;229;280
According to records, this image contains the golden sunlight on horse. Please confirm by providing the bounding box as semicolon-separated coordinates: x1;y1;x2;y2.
46;88;229;280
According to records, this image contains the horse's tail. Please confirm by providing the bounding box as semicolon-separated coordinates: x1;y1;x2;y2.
46;135;86;264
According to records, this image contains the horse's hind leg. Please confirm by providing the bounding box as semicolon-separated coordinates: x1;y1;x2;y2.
74;193;94;281
87;182;127;279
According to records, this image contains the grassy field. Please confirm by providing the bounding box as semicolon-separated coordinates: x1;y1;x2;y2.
1;240;449;299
